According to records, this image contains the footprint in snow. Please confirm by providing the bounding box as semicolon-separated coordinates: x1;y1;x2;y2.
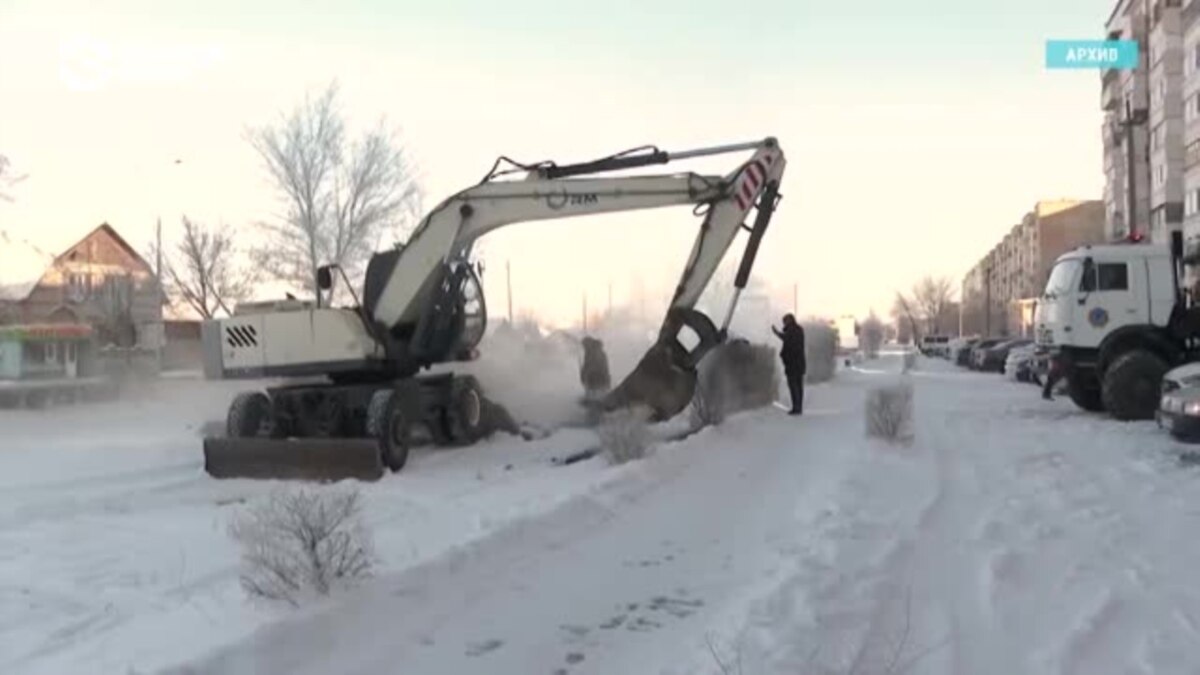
465;639;504;656
559;624;589;638
599;614;627;629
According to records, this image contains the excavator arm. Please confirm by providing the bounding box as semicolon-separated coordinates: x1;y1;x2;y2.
372;138;784;332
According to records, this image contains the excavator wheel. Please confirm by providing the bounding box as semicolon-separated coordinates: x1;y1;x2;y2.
367;387;418;472
445;376;487;446
227;391;275;438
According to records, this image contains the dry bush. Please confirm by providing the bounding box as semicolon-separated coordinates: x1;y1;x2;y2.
860;316;885;359
802;322;838;383
228;487;375;606
598;406;652;465
866;381;914;443
691;340;778;428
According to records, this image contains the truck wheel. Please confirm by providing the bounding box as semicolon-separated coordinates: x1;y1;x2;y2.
1066;371;1104;412
368;389;415;472
1102;349;1169;421
446;376;488;445
227;392;274;438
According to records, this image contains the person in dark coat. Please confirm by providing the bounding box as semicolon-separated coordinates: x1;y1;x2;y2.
772;314;806;415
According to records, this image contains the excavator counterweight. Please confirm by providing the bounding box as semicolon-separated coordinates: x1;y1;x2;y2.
200;138;787;481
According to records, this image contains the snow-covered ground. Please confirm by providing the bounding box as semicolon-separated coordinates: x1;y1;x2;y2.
5;351;1200;674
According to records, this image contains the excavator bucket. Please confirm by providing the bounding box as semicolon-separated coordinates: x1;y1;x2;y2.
202;437;385;482
600;342;699;421
599;308;723;421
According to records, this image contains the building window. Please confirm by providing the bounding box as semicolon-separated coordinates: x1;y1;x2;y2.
66;273;90;302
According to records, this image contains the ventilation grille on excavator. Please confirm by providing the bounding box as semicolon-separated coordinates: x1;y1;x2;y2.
225;325;259;348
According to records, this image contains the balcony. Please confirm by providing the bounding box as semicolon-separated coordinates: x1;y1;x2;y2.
1187;139;1200;168
1102;67;1122;94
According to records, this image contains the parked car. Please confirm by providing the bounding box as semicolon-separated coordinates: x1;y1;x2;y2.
919;334;952;358
954;338;981;367
1157;363;1200;441
967;338;1004;370
1004;343;1038;382
985;338;1033;374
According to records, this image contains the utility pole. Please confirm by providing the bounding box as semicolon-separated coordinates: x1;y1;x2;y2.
506;260;513;324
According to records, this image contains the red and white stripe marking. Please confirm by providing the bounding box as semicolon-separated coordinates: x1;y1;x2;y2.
733;153;775;211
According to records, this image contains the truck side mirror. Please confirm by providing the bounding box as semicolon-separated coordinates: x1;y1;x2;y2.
316;265;333;291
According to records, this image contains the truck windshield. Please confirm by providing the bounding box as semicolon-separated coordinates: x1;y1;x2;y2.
1043;259;1080;298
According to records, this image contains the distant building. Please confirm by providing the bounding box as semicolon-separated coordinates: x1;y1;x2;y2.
961;200;1106;337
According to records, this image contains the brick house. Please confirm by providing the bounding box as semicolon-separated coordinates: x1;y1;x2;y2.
5;223;163;349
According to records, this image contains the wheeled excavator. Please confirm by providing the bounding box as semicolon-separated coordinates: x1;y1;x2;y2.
200;137;787;481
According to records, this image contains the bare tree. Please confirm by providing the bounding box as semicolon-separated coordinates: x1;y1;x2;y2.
0;154;27;202
892;293;921;345
896;276;956;336
860;312;885;358
94;273;137;347
246;82;423;299
151;217;257;319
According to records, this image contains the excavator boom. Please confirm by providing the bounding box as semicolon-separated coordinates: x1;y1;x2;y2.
202;137;786;481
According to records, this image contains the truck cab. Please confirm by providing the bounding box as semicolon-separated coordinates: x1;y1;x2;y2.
1034;236;1188;419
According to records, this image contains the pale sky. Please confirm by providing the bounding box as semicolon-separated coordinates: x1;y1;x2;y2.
0;0;1106;327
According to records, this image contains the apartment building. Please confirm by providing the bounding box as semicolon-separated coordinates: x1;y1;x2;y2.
1183;0;1200;275
960;201;1106;337
1104;0;1153;240
1102;0;1186;242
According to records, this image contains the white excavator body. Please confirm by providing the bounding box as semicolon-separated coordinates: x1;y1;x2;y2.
202;138;787;481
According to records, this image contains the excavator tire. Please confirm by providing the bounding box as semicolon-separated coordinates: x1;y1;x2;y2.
226;391;274;438
445;376;488;446
367;387;418;472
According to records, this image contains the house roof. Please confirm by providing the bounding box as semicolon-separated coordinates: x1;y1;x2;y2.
55;222;155;275
0;229;54;301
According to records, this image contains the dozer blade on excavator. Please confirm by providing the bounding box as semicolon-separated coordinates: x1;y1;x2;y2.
203;437;385;482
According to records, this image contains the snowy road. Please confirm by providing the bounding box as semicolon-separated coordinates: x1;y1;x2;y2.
8;354;1200;674
168;356;1200;675
168;380;865;675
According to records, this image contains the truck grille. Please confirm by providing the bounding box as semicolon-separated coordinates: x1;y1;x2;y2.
225;324;259;348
